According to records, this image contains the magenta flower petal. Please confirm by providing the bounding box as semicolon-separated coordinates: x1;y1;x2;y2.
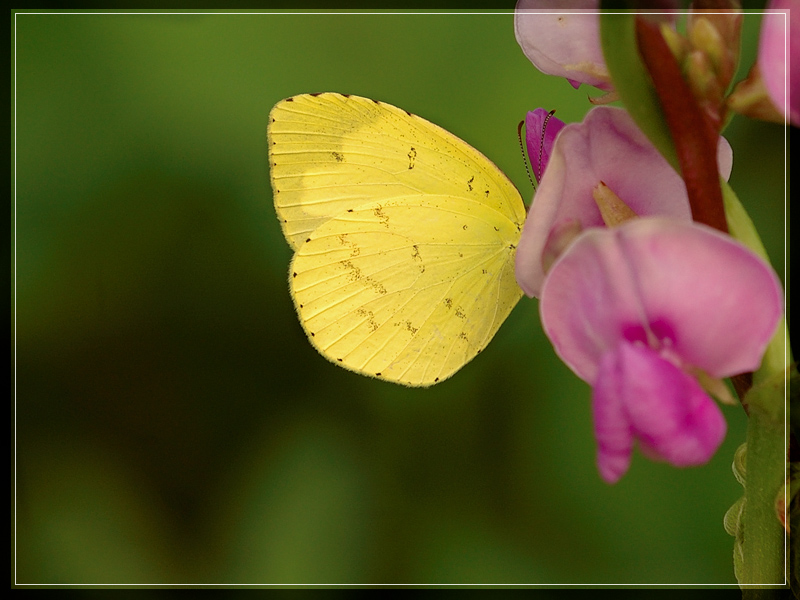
591;351;633;483
540;218;783;384
514;0;612;91
593;342;727;483
759;0;800;125
525;108;566;184
515;107;736;298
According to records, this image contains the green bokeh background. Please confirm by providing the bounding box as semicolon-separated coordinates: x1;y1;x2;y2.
14;9;787;585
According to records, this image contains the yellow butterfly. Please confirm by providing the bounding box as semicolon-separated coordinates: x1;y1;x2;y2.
268;93;526;386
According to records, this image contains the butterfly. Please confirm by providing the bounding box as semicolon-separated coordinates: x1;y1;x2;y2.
268;93;526;386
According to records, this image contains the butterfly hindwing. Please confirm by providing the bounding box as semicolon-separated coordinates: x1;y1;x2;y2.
291;196;523;386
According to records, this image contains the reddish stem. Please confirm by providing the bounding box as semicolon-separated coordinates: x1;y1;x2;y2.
635;17;728;233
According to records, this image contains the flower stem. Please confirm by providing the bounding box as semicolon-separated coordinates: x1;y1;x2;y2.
722;179;791;593
741;372;788;592
721;179;792;385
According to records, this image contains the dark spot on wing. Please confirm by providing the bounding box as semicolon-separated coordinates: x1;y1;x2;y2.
345;262;387;296
338;234;360;257
374;206;390;228
467;176;474;192
332;151;345;162
357;308;380;332
408;147;417;170
411;245;424;272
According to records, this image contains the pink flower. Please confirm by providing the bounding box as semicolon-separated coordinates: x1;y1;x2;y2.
514;106;733;298
540;218;783;483
514;0;611;91
758;0;799;125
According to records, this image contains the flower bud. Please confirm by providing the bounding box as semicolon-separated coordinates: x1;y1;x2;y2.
727;64;785;123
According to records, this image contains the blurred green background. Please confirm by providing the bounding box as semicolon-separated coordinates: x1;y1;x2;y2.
14;9;786;585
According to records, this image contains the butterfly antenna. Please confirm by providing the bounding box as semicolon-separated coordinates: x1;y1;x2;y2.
517;120;536;192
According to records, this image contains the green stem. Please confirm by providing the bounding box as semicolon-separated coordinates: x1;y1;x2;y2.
721;179;792;384
599;12;679;171
741;374;788;592
723;180;790;593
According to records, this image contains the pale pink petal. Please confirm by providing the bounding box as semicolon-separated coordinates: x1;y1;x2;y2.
514;0;612;90
593;342;727;483
613;219;783;377
515;107;692;298
539;225;644;383
539;218;783;382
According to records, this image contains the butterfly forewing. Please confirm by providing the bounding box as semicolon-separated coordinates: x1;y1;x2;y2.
269;93;526;250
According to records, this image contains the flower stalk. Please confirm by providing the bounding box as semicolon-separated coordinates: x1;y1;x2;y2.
598;9;790;591
515;4;790;586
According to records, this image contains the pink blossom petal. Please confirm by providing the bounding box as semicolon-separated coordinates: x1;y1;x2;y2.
514;0;612;91
540;218;783;383
611;219;783;377
593;342;727;483
515;107;736;298
515;107;691;298
525;108;566;184
591;351;632;483
759;0;800;124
